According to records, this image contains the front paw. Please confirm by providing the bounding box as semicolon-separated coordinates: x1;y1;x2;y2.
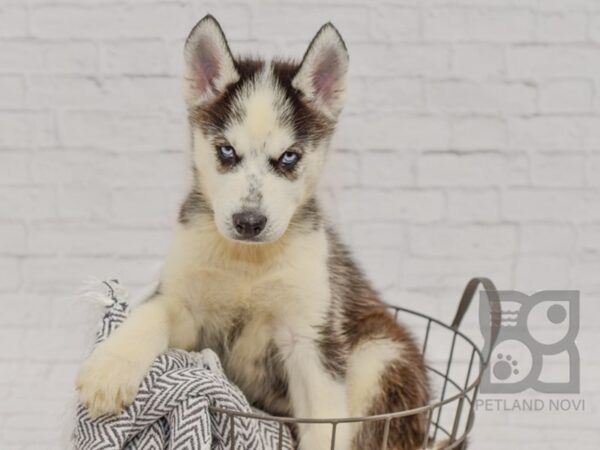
76;349;147;418
299;424;352;450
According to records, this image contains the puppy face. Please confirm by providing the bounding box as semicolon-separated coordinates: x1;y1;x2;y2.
183;16;348;243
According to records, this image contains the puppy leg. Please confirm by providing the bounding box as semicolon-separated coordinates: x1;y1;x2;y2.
284;340;352;450
77;295;197;417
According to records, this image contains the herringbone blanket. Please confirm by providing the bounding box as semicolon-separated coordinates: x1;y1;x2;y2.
73;280;294;450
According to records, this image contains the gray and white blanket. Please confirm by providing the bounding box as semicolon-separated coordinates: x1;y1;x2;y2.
73;280;294;450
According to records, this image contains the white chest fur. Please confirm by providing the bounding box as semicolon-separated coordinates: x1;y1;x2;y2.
159;221;331;412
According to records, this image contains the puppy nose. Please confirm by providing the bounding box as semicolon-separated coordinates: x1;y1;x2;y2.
232;211;267;238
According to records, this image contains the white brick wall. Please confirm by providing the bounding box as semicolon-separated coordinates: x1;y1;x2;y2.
1;0;599;448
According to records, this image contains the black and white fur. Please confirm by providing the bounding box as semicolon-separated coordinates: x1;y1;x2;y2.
77;16;430;450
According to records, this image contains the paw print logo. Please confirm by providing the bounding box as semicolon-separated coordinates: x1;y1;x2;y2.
493;353;519;380
480;290;580;394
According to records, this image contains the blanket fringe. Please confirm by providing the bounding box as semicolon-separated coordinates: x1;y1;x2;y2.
78;277;129;306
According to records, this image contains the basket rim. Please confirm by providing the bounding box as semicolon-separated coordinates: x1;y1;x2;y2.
208;303;486;424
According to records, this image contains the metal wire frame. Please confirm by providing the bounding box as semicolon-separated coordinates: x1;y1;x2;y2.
209;278;501;450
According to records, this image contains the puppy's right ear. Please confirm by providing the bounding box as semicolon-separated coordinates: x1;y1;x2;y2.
183;15;239;108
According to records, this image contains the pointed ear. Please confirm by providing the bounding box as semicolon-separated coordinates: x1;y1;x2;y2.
183;15;239;108
292;23;349;118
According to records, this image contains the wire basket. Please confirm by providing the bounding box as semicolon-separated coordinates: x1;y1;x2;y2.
209;278;501;450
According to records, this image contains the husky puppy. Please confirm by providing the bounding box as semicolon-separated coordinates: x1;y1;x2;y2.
77;15;429;450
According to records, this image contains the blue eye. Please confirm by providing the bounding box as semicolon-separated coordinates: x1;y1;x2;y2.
217;145;238;165
279;151;300;168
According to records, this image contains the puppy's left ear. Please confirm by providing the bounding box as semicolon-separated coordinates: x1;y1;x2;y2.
292;23;349;119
